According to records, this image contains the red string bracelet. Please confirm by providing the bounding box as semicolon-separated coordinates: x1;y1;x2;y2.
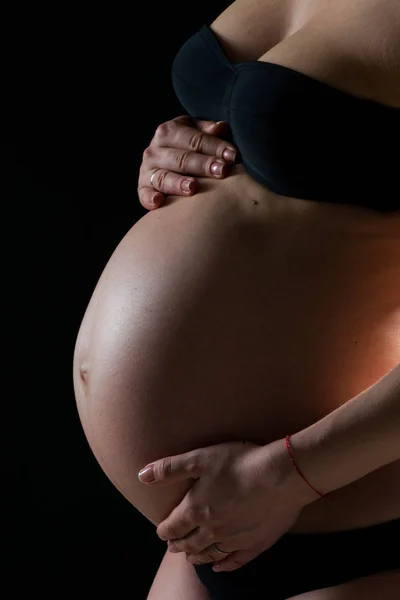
285;435;327;499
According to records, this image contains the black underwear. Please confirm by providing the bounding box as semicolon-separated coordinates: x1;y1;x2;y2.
194;518;400;599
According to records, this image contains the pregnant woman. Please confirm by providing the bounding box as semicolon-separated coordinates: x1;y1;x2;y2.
73;0;400;598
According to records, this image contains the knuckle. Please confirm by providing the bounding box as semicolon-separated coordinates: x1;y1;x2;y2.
159;456;173;479
188;132;205;152
148;169;158;188
176;151;190;171
157;526;169;541
200;503;212;522
199;505;210;521
191;449;203;471
142;146;153;160
137;187;149;206
156;169;169;189
154;121;170;142
141;191;153;208
148;169;165;191
172;114;190;125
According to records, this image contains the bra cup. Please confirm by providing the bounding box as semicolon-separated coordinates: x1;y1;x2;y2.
171;25;400;211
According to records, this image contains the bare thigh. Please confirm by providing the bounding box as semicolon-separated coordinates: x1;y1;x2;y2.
147;552;399;600
147;551;210;600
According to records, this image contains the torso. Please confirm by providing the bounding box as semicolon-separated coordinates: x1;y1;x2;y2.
74;0;400;535
223;165;400;532
207;0;400;532
160;156;400;532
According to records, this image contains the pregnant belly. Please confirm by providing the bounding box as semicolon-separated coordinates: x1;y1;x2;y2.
74;165;400;532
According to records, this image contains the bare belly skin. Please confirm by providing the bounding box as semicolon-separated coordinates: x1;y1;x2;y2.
73;164;400;533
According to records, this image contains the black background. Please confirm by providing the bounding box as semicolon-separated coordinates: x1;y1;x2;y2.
5;3;229;596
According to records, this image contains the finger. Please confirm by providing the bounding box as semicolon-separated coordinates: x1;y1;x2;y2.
137;170;198;211
137;151;229;209
139;148;231;205
212;548;263;572
191;119;235;157
186;548;224;565
147;145;232;183
155;118;237;163
141;164;201;195
174;116;231;139
156;493;202;541
137;187;166;211
138;118;236;209
185;542;234;565
138;448;203;485
194;119;231;137
167;525;215;556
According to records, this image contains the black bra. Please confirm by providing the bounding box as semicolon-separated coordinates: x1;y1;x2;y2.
171;25;400;211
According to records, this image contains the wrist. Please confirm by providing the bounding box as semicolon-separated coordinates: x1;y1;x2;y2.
264;364;400;511
267;437;322;508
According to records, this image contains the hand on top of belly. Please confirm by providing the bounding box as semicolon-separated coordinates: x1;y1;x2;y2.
137;115;237;210
137;438;306;572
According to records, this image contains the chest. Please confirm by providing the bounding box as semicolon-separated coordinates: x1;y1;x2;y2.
209;0;326;63
209;0;400;106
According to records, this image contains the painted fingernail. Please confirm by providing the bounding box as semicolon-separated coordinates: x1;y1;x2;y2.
181;179;194;192
223;148;236;162
138;464;155;483
213;564;222;572
211;161;224;176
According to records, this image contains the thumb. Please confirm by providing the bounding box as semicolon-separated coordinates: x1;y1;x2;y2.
195;118;229;134
138;449;203;485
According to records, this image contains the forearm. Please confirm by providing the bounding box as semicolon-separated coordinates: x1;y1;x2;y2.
276;363;400;505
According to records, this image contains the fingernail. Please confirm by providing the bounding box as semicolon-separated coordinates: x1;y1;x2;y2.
181;179;194;192
223;148;236;162
215;121;226;125
211;161;224;176
138;464;155;483
213;564;222;572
